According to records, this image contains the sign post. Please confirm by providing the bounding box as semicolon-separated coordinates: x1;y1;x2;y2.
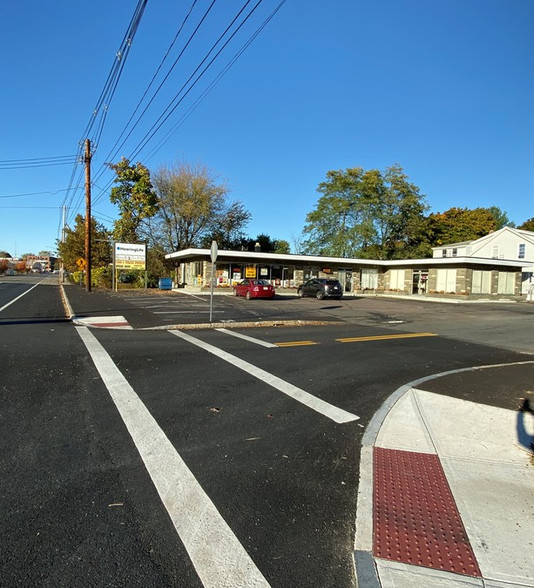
209;241;218;323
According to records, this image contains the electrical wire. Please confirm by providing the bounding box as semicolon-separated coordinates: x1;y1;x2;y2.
0;188;73;200
92;0;286;208
92;0;219;190
0;155;77;169
95;0;201;180
61;0;150;229
144;0;287;162
80;0;148;146
128;0;263;162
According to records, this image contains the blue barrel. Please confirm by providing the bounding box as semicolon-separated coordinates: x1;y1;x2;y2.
158;277;173;290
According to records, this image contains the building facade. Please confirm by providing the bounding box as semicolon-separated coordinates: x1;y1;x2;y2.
165;248;527;301
432;227;534;295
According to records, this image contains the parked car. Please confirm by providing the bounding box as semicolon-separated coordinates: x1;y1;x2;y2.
234;279;275;300
297;278;343;300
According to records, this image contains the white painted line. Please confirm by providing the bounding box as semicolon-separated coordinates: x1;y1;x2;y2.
75;326;270;588
215;328;278;348
0;282;40;312
179;291;208;301
153;310;224;314
74;316;132;329
170;330;359;424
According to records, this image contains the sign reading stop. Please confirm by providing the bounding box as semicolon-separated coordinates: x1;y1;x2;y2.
210;240;218;263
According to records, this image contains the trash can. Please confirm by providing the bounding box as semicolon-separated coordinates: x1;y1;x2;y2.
158;277;173;290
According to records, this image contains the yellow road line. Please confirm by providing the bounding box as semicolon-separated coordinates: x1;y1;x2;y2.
336;332;438;343
275;340;318;347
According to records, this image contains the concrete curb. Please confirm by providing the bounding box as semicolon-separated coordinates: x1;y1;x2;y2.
140;319;342;331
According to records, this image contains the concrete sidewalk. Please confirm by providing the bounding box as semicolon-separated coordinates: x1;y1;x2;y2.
355;368;534;587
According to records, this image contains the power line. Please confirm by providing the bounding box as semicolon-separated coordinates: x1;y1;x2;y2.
91;0;223;204
71;1;289;221
80;0;149;146
92;1;286;207
61;0;150;229
128;0;264;162
0;188;74;199
0;205;61;209
0;155;78;169
94;0;201;181
144;0;287;162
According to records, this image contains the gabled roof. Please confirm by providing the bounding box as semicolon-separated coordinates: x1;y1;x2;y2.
432;226;534;253
469;226;534;256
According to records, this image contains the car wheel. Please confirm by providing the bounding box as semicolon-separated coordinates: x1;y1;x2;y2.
298;289;304;298
316;290;324;300
245;291;251;300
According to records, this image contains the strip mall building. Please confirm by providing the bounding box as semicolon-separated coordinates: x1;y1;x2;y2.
165;248;530;301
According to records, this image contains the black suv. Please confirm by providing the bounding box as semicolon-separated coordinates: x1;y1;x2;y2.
297;278;343;300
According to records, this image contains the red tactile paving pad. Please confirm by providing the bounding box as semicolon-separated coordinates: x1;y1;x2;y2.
373;447;481;577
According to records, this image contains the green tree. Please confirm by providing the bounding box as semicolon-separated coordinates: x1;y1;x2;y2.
487;206;514;229
149;161;250;251
200;201;251;249
57;214;112;272
240;234;290;253
518;217;534;231
426;207;497;246
108;157;159;242
303;164;428;259
274;239;290;254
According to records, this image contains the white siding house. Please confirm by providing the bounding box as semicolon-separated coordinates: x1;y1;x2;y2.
432;227;534;296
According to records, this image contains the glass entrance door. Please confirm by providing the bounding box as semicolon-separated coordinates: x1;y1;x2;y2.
412;270;428;294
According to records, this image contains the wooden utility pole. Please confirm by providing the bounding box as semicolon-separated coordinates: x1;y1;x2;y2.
84;139;92;292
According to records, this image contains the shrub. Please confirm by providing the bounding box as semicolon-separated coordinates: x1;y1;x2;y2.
92;266;112;288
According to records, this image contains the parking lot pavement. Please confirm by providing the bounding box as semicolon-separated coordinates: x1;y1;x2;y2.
61;283;341;330
61;283;534;351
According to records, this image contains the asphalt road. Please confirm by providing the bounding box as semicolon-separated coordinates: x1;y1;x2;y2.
1;275;533;587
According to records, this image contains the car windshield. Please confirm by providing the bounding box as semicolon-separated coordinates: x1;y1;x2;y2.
255;280;270;285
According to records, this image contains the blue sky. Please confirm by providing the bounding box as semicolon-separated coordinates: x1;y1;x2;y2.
1;0;532;257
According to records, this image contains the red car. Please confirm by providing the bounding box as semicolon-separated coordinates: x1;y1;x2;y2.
233;279;275;300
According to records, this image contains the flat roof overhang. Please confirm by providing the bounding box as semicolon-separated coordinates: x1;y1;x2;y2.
165;248;526;270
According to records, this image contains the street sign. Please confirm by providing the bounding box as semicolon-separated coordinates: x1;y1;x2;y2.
76;258;86;269
210;240;218;263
